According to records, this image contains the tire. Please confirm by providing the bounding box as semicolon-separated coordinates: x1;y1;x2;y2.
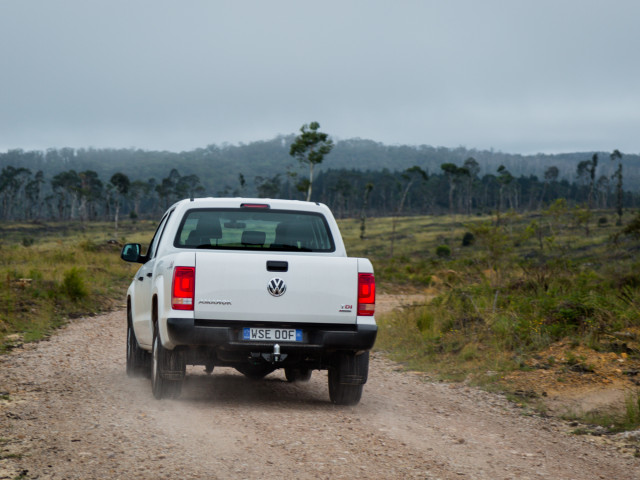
285;367;312;382
151;328;185;400
328;351;369;406
126;311;149;377
236;364;276;380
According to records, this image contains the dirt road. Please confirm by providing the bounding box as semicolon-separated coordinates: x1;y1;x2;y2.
1;309;639;480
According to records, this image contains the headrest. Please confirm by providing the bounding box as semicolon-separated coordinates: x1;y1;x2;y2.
194;219;222;239
241;230;266;246
287;223;313;242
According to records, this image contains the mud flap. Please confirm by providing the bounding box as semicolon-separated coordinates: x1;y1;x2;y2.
336;351;369;385
160;346;186;380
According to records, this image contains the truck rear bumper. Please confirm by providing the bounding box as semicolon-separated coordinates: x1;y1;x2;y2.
166;317;377;352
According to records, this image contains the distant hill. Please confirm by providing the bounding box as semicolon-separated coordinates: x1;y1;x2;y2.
1;136;639;193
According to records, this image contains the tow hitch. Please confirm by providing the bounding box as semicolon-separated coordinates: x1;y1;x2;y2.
250;343;288;364
273;344;283;363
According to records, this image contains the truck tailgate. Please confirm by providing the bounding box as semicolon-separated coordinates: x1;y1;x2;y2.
193;253;359;325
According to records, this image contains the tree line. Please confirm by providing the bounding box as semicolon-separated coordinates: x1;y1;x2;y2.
1;152;638;223
2;137;640;198
308;152;637;219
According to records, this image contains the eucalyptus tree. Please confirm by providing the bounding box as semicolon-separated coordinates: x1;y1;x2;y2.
588;154;598;209
390;166;428;256
51;170;81;219
496;165;513;224
331;176;355;218
576;154;598;208
175;174;204;200
155;168;187;209
0;166;32;220
129;180;151;218
255;174;282;198
359;182;374;240
110;172;130;235
596;175;610;209
576;160;591;189
538;166;559;209
440;163;461;215
462;157;480;214
237;173;246;196
610;149;623;224
24;170;45;220
289;121;334;201
78;170;103;221
155;176;174;211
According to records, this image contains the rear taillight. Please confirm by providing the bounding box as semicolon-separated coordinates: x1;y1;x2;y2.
240;203;270;209
172;267;195;310
357;273;375;316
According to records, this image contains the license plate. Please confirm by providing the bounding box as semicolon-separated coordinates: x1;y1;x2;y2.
243;328;302;342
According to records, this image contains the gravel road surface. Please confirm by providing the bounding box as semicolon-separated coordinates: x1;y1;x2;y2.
1;310;639;479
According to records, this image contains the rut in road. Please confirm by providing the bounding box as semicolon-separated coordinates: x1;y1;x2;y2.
1;310;638;479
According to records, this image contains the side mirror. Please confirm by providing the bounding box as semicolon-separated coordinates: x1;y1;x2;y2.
121;243;144;263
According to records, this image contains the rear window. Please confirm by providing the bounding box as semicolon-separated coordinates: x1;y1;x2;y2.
174;208;336;252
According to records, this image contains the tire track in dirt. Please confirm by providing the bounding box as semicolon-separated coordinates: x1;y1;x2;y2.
1;309;638;479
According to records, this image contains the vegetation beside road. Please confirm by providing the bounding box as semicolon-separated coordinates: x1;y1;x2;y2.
340;209;640;432
341;210;639;374
1;209;639;430
0;221;151;351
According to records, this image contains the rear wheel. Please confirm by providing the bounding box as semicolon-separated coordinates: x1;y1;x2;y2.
151;329;185;399
285;367;312;382
126;310;149;377
328;352;369;406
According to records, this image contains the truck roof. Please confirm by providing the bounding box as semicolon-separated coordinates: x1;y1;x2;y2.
170;197;332;213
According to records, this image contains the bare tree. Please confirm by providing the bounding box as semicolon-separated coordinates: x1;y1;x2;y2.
610;149;623;225
390;166;427;256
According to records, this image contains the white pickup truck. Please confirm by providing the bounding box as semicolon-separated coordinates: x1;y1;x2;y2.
120;198;376;405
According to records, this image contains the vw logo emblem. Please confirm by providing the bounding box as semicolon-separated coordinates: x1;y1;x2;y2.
267;278;286;297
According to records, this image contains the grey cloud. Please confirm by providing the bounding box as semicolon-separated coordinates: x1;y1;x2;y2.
1;0;639;154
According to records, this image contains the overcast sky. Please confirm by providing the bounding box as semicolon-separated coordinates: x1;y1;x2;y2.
1;1;639;155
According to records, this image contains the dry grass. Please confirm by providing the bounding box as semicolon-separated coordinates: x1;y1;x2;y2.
0;220;156;350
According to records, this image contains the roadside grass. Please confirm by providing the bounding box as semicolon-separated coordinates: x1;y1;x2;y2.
341;214;483;289
563;389;640;434
0;220;156;351
342;209;640;430
341;210;640;356
2;210;639;432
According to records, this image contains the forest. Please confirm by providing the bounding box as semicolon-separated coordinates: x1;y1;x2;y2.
0;137;639;222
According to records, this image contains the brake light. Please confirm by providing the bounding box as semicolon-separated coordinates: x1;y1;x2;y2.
240;203;270;209
357;273;375;316
172;267;195;310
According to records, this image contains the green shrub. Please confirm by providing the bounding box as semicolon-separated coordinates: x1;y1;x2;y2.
462;232;475;246
61;268;88;301
416;310;435;333
436;245;451;258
